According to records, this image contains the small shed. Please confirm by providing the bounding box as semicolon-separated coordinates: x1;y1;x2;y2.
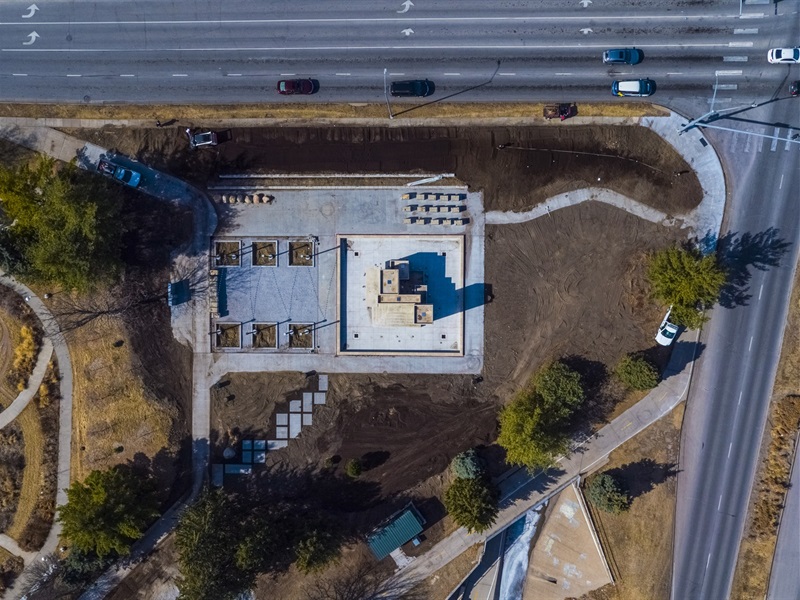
366;502;426;560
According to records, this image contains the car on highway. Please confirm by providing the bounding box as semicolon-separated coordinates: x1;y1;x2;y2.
655;306;679;346
791;81;800;97
390;79;435;97
612;79;656;97
277;79;317;95
602;48;643;65
768;47;800;64
97;159;141;188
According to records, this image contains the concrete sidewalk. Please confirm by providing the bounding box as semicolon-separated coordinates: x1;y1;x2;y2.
397;330;699;589
0;337;53;429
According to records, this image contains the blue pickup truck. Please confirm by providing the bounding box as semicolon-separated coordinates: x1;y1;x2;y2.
97;159;141;188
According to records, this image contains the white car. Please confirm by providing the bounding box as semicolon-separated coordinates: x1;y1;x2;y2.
767;48;800;64
655;307;679;347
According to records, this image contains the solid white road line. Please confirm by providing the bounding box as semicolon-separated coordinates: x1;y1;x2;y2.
748;336;753;352
738;391;743;406
779;174;784;190
66;74;81;77
728;41;754;47
771;128;780;151
388;72;405;75
498;72;516;76
335;72;351;76
120;74;135;77
12;73;27;76
279;73;296;76
714;84;737;90
733;28;758;34
728;443;733;458
715;69;742;75
555;72;573;76
667;72;683;75
707;553;712;570
722;56;748;62
443;72;461;76
718;495;723;510
172;73;188;77
759;284;764;300
227;73;242;76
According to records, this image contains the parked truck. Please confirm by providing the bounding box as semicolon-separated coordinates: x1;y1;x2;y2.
97;159;141;188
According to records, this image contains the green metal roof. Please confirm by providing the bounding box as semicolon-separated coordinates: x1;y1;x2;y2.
367;504;425;560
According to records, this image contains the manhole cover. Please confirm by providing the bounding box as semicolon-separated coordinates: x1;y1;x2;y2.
320;202;335;217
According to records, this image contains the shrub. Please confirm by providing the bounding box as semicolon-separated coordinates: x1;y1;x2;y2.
295;529;340;574
615;355;660;390
444;477;499;533
345;459;362;478
9;325;38;390
450;449;485;479
587;472;630;514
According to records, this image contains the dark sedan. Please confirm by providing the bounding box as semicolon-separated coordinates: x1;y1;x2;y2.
277;79;317;95
390;79;435;97
603;48;643;65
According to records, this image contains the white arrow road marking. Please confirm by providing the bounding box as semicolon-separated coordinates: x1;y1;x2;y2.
580;28;593;34
579;0;592;6
23;31;39;45
401;28;414;36
397;0;414;14
22;4;39;19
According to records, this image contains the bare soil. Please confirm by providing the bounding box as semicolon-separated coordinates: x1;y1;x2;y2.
251;241;277;267
288;324;313;349
217;324;241;348
582;404;683;600
67;125;701;218
253;323;277;349
214;241;241;267
289;241;314;267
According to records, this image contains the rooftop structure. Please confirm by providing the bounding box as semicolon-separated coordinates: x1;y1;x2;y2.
367;503;426;561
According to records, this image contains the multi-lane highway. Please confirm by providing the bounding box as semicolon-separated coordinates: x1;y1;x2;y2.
0;0;797;105
0;1;799;599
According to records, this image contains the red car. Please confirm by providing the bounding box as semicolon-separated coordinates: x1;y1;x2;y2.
277;79;317;95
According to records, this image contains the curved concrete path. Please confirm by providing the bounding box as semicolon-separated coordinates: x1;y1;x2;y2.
0;271;73;600
0;337;53;430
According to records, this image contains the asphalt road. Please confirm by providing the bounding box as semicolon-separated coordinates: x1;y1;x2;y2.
0;0;797;104
671;93;800;598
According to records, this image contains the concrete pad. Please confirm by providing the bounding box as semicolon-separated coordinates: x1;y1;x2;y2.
276;413;288;426
303;393;313;412
318;374;329;391
267;440;288;450
314;392;326;405
275;426;288;439
522;483;612;599
339;235;464;355
303;413;313;426
289;400;302;413
289;414;302;438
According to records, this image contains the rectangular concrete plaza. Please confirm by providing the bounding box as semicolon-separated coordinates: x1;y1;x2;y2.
208;187;485;374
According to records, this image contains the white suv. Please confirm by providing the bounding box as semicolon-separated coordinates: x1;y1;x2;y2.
655;307;679;347
768;48;800;64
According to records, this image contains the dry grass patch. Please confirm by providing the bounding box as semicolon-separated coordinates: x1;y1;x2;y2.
6;401;44;541
0;102;666;122
70;318;176;485
411;543;481;599
0;545;24;594
584;403;683;600
8;325;40;392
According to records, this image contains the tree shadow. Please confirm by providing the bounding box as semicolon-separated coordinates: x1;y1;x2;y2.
361;451;391;472
716;228;792;309
607;458;679;500
560;355;619;429
500;467;567;509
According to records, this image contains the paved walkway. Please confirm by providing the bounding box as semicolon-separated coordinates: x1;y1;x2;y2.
0;270;74;593
396;330;699;589
0;337;53;429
